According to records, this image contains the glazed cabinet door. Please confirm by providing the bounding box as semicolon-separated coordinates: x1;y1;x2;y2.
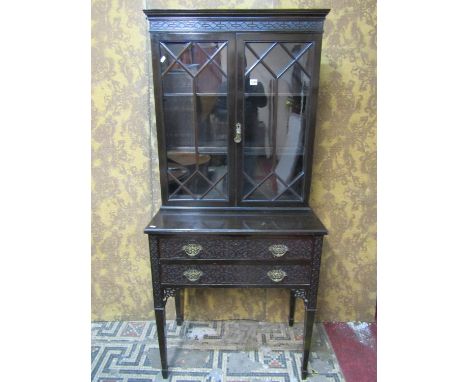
235;34;322;207
150;33;236;206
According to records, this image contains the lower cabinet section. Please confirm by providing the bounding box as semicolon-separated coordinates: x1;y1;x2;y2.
160;263;310;286
145;208;327;380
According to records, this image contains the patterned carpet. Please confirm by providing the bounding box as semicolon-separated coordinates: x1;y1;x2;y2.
91;320;345;382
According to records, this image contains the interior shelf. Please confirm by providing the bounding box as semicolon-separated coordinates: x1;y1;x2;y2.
167;147;228;155
163;93;228;97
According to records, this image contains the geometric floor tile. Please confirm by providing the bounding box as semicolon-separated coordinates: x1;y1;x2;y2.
92;320;345;382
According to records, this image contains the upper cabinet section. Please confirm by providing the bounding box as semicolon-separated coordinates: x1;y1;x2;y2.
144;10;329;209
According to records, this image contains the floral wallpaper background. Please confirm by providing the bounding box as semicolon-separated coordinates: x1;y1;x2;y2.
92;0;376;322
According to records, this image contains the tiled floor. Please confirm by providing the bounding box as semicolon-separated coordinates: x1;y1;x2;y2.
91;320;345;382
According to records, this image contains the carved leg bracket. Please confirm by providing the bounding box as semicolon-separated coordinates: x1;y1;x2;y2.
162;287;184;325
162;287;180;305
291;288;310;307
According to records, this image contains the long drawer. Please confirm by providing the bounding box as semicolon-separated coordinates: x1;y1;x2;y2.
159;237;225;259
159;237;313;260
160;263;310;286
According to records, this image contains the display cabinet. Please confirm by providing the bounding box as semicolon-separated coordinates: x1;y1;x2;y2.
143;9;329;379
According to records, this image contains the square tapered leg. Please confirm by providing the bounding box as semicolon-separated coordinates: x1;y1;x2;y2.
301;308;316;379
288;289;296;326
154;307;168;378
175;289;184;326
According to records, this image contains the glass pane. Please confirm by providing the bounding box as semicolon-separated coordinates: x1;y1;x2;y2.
275;95;306;183
197;63;227;94
198;95;228;149
167;161;195;199
162;70;193;94
196;42;228;94
163;96;194;148
247;43;275;60
167;153;227;200
159;42;189;71
160;41;228;94
242;40;312;202
242;82;273;198
161;42;190;59
160;39;230;202
242;90;272;195
245;46;274;96
261;44;291;76
276;187;302;201
282;42;313;67
289;176;304;197
245;174;276;200
278;65;310;96
246;67;274;96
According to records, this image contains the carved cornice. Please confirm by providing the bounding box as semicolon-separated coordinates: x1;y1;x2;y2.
148;18;325;33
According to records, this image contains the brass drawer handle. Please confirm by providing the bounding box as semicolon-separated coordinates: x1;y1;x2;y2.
268;244;289;257
267;269;287;283
182;243;203;257
183;269;203;282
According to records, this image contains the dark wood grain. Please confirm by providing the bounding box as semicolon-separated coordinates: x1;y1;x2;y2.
145;209;327;235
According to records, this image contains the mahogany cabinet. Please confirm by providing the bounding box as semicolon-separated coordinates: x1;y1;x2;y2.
143;9;329;379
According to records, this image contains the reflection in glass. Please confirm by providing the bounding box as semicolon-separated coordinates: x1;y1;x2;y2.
198;95;228;148
163;96;194;148
242;41;314;202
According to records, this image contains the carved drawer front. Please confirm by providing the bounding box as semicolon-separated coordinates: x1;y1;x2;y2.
160;264;310;285
225;238;313;260
159;237;226;259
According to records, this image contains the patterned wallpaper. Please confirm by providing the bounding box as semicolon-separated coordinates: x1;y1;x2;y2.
91;0;376;322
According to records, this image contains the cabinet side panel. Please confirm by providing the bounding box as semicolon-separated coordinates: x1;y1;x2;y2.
149;33;170;205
